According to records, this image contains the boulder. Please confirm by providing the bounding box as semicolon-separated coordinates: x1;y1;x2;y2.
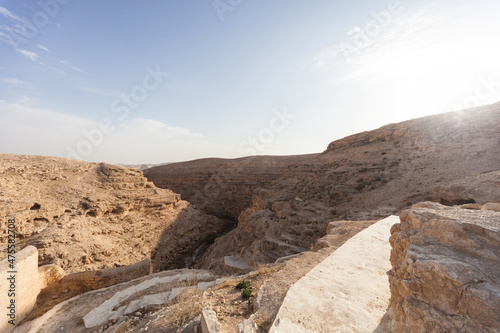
389;202;500;332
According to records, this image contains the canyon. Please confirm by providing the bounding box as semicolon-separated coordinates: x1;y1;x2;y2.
0;155;231;273
0;102;499;332
145;104;500;274
143;155;317;221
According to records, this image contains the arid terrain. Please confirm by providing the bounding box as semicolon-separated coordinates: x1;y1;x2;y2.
143;155;317;220
145;104;500;273
0;156;231;273
1;102;499;333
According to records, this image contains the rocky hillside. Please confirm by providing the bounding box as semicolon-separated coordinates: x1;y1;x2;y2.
143;155;317;220
0;155;231;273
196;104;500;273
389;202;500;332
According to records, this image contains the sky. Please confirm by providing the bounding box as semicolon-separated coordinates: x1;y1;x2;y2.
1;0;499;164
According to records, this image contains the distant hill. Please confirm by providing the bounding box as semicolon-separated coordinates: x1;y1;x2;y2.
144;155;318;219
118;162;171;171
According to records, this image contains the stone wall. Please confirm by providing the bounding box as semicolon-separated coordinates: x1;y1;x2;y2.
0;246;41;333
34;257;152;315
57;258;151;293
388;202;500;332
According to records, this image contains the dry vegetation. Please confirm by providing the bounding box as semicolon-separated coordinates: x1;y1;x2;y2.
200;264;284;332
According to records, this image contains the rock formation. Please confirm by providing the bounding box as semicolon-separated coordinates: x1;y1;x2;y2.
2;104;499;332
143;155;317;220
389;202;500;332
15;268;221;333
0;154;229;273
196;104;500;272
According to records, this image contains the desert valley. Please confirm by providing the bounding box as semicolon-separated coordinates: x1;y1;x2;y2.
0;103;499;332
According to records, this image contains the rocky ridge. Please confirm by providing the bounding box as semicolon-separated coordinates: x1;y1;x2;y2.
196;104;500;273
0;154;229;273
143;155;317;220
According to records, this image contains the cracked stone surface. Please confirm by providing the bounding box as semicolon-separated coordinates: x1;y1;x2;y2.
389;202;500;333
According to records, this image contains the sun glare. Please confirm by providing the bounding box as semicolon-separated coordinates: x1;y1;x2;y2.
342;4;500;119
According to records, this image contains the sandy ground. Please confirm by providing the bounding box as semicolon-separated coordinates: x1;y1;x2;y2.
269;216;397;333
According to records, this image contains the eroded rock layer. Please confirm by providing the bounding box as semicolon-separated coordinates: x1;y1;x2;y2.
197;104;500;272
0;154;228;273
389;202;500;333
143;155;317;220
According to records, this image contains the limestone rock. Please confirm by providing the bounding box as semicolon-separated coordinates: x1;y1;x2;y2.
483;202;500;212
429;170;500;206
388;202;500;332
0;155;226;273
238;320;259;333
269;216;396;333
200;307;220;333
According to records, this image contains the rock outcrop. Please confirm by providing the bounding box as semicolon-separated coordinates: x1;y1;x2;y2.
143;155;317;220
270;216;396;333
197;104;500;272
389;202;500;332
0;154;228;273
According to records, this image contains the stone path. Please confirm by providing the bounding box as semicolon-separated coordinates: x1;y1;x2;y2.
269;216;398;333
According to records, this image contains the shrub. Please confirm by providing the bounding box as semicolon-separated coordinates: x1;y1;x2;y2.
235;280;251;290
236;279;253;299
241;286;253;299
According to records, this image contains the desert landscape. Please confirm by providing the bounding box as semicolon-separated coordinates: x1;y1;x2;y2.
0;103;499;332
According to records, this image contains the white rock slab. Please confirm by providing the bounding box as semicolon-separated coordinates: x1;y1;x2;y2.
224;255;250;270
201;307;220;333
83;271;212;328
269;216;398;333
123;291;170;315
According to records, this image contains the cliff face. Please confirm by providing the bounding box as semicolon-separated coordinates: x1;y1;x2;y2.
0;155;228;273
143;155;316;220
389;202;500;332
196;104;500;272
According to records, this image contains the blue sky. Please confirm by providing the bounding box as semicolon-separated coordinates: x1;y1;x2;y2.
1;0;499;164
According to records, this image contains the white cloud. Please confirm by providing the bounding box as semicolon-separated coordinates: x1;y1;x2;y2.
17;49;39;61
60;60;89;75
0;6;22;22
0;30;11;44
92;118;229;164
0;78;23;85
0;103;221;164
37;44;50;52
0;101;97;157
78;86;122;98
311;7;439;72
0;25;21;47
118;118;202;139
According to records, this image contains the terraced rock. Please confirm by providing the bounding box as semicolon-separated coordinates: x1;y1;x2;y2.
143;155;317;220
0;155;228;273
196;104;500;273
